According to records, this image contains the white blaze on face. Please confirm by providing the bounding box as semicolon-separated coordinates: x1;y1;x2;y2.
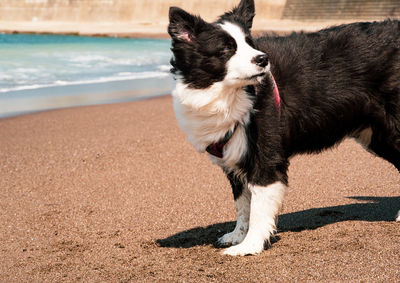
219;22;268;85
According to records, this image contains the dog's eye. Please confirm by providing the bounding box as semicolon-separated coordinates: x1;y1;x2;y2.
221;45;235;54
222;46;233;53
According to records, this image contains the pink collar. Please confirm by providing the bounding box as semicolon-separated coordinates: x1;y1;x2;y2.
206;123;238;158
270;73;281;113
206;74;281;158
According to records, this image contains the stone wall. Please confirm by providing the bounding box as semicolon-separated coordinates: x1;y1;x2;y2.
283;0;400;20
0;0;286;23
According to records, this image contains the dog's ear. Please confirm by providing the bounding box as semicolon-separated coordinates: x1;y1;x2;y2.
168;7;206;43
233;0;255;29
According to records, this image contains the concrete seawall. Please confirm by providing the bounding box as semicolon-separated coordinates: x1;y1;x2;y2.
0;0;286;23
1;0;398;36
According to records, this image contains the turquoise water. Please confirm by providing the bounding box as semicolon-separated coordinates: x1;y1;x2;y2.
0;34;174;117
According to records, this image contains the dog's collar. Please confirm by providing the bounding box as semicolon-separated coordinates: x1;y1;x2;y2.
270;73;281;113
206;74;280;159
206;124;238;158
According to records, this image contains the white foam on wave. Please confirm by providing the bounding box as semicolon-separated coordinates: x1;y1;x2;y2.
158;65;171;72
0;71;170;93
69;54;109;63
66;52;170;67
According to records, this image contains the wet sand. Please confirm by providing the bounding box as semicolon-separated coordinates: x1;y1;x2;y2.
0;95;399;281
0;76;175;119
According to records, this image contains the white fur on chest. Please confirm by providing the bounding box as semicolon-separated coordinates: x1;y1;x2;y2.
173;81;253;169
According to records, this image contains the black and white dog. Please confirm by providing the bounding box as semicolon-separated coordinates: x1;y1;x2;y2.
168;0;400;256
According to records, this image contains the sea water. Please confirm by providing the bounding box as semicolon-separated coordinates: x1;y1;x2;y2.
0;33;174;118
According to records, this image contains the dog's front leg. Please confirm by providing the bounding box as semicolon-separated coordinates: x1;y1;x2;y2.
218;182;251;247
222;181;287;256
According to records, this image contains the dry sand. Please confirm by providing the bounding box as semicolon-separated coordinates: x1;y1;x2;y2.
0;95;399;282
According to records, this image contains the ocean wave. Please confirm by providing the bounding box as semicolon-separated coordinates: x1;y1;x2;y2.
0;71;170;93
66;53;170;67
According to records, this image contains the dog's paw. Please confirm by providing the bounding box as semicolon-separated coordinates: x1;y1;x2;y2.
221;239;264;256
217;230;246;247
396;210;400;222
217;232;235;247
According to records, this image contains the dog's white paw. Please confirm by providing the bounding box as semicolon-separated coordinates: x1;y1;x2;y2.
217;230;246;247
221;239;264;256
396;210;400;222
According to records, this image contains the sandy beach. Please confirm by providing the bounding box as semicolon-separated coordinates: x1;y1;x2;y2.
1;0;399;280
0;95;399;281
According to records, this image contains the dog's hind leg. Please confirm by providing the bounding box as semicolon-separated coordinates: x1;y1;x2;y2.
218;173;251;246
222;181;287;256
367;127;400;171
366;123;400;222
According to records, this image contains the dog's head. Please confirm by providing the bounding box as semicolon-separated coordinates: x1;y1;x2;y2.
168;0;269;89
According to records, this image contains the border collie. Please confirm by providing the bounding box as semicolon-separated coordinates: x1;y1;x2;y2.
168;0;400;256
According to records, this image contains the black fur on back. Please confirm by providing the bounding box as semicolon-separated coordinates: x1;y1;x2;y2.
240;20;400;187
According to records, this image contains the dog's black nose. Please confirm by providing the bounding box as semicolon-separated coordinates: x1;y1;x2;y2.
252;54;269;68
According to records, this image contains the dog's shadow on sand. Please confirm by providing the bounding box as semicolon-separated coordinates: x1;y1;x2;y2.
156;196;400;248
